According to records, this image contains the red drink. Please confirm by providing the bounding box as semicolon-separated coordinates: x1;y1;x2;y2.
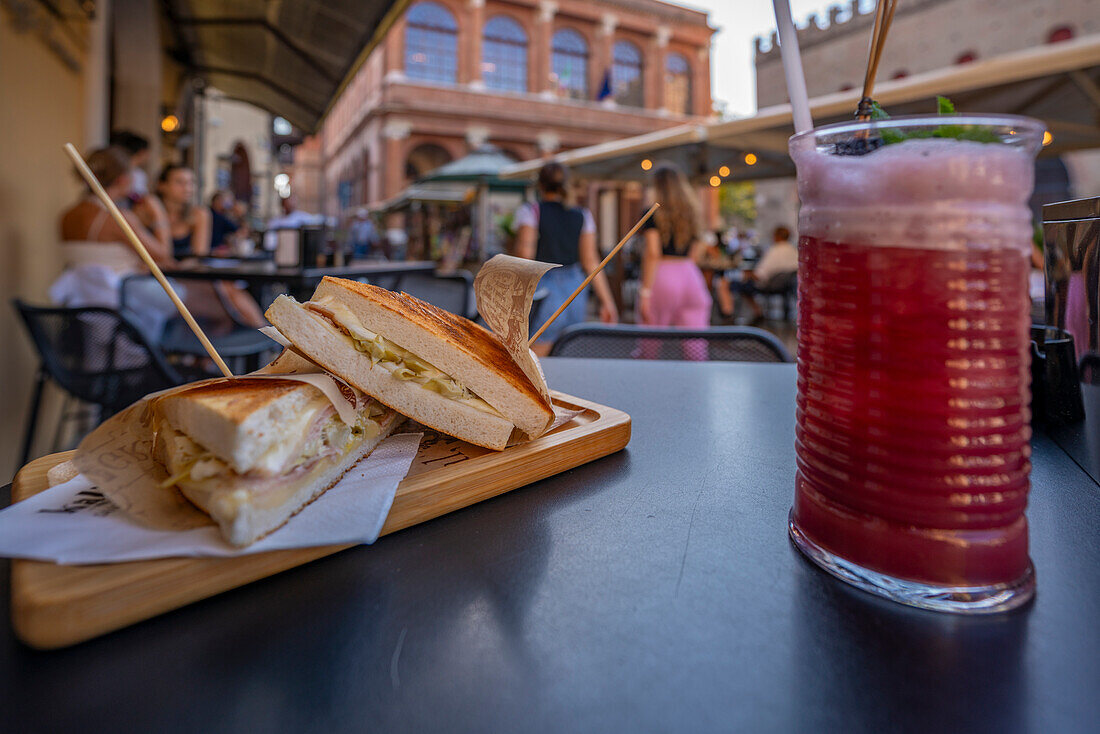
788;117;1045;612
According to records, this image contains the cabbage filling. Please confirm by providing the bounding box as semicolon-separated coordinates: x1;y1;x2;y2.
306;298;504;418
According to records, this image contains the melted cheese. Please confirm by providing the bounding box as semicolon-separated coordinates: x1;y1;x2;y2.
306;297;505;419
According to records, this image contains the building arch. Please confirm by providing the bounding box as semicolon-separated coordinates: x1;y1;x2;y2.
551;27;589;100
612;40;644;107
404;142;453;181
664;52;692;115
405;1;458;84
482;15;528;93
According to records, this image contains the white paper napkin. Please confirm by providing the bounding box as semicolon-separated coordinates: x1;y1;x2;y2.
0;433;422;565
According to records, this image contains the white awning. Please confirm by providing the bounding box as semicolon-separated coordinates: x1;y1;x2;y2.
500;34;1100;183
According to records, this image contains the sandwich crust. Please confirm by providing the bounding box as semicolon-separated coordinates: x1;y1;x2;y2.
313;277;553;435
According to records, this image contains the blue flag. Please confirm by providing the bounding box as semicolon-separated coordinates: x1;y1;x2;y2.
597;70;612;101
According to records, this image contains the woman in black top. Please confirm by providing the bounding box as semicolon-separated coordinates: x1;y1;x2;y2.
638;163;712;358
515;163;618;355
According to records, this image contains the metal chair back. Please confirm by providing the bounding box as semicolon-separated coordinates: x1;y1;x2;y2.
549;324;792;363
14;300;184;411
398;271;475;319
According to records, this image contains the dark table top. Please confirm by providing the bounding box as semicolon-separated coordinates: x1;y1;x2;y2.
3;360;1099;733
161;259;437;285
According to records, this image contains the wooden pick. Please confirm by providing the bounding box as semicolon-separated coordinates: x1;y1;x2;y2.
857;0;900;120
529;202;660;347
64;143;233;377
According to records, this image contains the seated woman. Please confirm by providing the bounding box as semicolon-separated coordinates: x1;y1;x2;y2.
156;163;265;328
53;148;262;339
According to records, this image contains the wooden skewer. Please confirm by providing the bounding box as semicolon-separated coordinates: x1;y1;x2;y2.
529;202;660;347
857;0;899;120
64;143;233;377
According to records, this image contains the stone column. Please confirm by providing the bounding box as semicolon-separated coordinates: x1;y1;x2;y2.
465;0;485;89
696;45;711;117
595;13;617;106
384;15;407;83
85;0;110;149
382;118;412;201
536;1;557;98
652;25;671;114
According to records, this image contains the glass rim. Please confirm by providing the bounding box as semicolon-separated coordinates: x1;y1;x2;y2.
790;113;1047;144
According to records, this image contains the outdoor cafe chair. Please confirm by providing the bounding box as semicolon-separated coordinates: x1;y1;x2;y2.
755;271;798;322
13;300;206;466
395;271;476;320
548;323;792;363
120;275;277;374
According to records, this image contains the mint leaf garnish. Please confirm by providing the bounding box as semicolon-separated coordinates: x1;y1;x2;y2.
836;96;999;154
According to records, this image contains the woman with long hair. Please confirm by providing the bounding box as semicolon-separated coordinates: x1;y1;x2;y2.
157;164;212;258
515;162;618;355
638;163;712;359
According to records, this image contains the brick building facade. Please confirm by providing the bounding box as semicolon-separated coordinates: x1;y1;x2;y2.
317;0;714;215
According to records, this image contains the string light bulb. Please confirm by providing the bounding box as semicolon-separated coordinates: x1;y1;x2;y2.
1043;131;1053;146
744;153;758;166
718;165;730;177
161;114;180;133
641;158;653;171
709;175;721;187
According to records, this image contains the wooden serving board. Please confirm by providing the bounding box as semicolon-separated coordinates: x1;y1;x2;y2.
10;392;629;649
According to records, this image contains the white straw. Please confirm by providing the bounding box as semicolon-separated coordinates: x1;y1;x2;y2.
771;0;814;134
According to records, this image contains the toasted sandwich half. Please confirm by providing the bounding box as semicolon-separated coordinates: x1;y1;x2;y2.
264;277;554;451
151;375;401;546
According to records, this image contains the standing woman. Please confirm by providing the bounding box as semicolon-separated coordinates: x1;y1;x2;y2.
157;164;212;258
515;162;618;355
638;163;712;359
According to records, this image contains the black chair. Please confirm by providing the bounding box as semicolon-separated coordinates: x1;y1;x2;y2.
756;271;798;321
13;300;205;466
549;323;792;363
396;271;476;319
120;275;277;374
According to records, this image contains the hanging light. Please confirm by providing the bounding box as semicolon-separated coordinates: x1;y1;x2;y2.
709;175;721;187
161;114;180;133
744;153;758;166
641;158;653;171
718;165;730;177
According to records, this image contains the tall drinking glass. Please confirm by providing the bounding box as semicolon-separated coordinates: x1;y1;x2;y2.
788;115;1045;613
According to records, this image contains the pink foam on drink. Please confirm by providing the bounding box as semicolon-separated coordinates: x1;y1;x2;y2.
791;138;1035;252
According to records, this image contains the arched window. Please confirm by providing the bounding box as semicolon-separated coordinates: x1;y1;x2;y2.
664;52;692;115
1048;25;1075;43
955;50;977;64
405;143;453;181
613;40;644;107
552;28;588;100
483;16;528;93
405;2;458;84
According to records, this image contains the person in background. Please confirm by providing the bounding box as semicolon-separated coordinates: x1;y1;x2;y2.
52;147;252;338
638;163;712;359
515;162;618;356
157;164;211;259
109;130;151;197
208;190;241;253
157;163;265;327
263;194;323;250
728;225;799;324
349;208;378;259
